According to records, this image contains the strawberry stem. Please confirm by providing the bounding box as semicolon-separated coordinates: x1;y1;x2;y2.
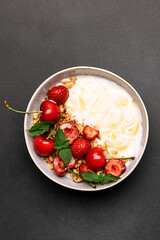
4;100;42;114
47;112;63;140
106;157;135;160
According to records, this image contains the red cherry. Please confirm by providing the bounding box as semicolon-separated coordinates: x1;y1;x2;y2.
34;135;55;156
40;100;61;123
53;156;67;176
85;147;106;170
59;122;79;145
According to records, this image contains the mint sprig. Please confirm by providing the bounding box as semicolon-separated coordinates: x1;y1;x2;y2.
81;171;120;184
59;148;72;167
54;127;72;167
54;127;69;149
28;121;53;136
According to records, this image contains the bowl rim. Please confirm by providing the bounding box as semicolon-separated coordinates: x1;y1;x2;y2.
24;66;149;191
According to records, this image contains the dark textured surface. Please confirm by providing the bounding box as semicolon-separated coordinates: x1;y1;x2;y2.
1;1;160;239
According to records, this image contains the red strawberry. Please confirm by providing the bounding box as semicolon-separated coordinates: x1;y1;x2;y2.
85;147;106;170
105;159;126;176
83;125;99;140
71;138;91;159
79;163;95;175
59;122;79;144
47;86;69;105
53;156;67;176
68;157;76;169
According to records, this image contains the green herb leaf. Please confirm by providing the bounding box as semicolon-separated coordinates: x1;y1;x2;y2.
100;173;120;183
54;127;69;147
59;148;72;167
28;121;53;136
54;140;69;150
97;172;105;182
81;171;120;184
46;113;63;140
81;171;100;183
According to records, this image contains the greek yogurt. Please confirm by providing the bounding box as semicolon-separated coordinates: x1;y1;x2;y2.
65;75;143;158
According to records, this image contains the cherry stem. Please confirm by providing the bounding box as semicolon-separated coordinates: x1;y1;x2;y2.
68;169;96;189
106;157;135;160
4;100;42;114
68;169;80;177
46;112;63;140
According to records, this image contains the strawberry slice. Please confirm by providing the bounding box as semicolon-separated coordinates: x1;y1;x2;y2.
71;137;91;159
105;159;126;176
47;85;69;105
83;125;99;140
59;122;79;145
53;156;67;176
79;163;95;175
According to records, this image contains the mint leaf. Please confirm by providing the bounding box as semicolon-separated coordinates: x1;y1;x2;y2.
53;145;63;150
81;171;100;183
54;140;69;150
97;172;105;182
28;121;53;136
100;173;120;183
59;148;72;167
61;140;70;149
81;171;120;184
54;127;68;147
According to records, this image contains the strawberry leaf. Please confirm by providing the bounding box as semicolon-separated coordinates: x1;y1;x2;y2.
81;171;120;183
28;121;53;136
59;148;72;167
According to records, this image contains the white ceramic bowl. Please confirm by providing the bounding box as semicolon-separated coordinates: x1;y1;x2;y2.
24;66;149;191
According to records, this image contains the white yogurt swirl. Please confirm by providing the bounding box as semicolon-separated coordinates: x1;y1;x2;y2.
66;75;142;158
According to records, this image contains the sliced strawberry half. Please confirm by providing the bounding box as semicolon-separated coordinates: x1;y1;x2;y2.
59;122;79;145
105;159;126;176
83;125;99;140
47;85;69;105
71;137;91;159
53;156;67;176
79;163;95;175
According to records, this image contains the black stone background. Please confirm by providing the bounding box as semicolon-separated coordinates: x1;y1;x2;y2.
1;1;160;239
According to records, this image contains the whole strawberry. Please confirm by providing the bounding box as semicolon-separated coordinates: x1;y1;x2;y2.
71;138;91;159
47;85;69;105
